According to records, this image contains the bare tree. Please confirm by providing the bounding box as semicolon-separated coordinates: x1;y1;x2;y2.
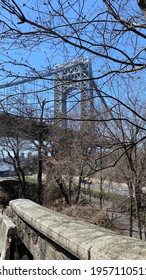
14;96;52;204
0;134;27;198
0;0;146;238
0;0;145;131
86;86;146;239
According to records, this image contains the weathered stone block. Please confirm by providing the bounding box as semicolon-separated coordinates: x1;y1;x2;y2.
0;212;16;259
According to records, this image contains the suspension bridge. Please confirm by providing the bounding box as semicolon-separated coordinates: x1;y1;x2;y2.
1;59;143;260
0;57;94;125
0;57;114;145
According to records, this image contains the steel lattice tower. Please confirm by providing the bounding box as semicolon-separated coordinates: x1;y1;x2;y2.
54;57;94;131
0;57;95;132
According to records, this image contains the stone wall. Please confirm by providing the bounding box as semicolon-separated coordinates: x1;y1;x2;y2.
5;199;146;259
0;212;16;259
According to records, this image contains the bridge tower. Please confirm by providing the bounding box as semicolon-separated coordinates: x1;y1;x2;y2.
54;57;94;132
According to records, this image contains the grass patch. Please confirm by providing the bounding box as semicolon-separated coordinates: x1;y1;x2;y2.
81;187;131;212
82;187;126;201
25;176;38;185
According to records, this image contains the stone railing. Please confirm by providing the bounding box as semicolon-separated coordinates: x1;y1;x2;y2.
0;212;16;259
2;199;146;259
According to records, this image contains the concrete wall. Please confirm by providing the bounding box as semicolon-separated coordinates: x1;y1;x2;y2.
5;199;146;260
0;212;16;260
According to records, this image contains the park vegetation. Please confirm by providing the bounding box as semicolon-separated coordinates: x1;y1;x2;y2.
0;0;145;239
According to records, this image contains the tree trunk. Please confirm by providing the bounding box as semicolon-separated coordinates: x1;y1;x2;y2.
15;168;26;198
55;176;70;205
128;181;133;237
75;170;83;203
138;0;146;17
69;176;72;205
134;183;142;239
37;153;43;204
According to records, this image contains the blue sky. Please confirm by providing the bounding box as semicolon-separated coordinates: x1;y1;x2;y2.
0;0;143;74
0;0;145;116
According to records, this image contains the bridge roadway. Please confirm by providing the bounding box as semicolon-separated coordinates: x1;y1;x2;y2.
0;57;89;90
0;112;88;145
0;112;111;151
0;112;56;140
